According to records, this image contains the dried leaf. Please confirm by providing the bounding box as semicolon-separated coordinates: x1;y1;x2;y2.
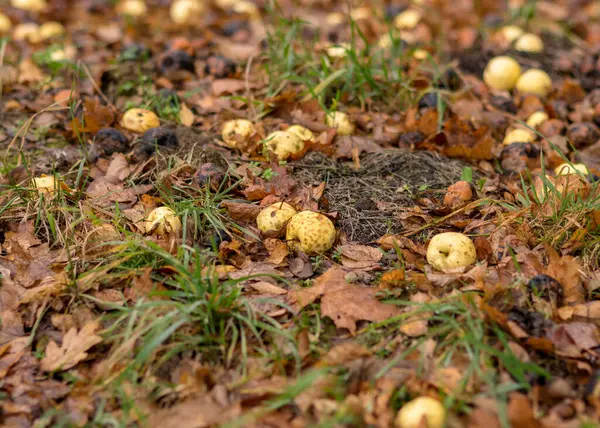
222;201;262;223
40;321;102;372
264;238;289;265
248;281;287;295
544;244;584;305
290;268;401;334
179;103;195;127
339;244;382;270
71;98;115;134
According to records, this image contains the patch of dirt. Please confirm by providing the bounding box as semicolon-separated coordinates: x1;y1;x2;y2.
293;150;471;243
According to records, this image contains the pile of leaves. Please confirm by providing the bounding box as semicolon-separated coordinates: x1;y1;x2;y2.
1;0;600;426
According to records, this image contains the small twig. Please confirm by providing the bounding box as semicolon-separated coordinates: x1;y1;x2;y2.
81;62;117;112
244;55;257;121
402;198;495;237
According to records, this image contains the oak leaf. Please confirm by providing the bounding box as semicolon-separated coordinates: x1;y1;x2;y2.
41;321;102;372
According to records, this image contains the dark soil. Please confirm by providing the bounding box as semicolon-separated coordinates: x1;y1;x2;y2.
293;150;470;243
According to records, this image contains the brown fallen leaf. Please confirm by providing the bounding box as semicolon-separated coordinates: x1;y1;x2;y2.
40;321;103;372
0;311;24;346
544;244;584;305
71;98;115;135
334;136;383;160
264;238;289;265
248;281;287;295
147;391;240;428
316;342;370;367
211;79;259;96
290;267;401;334
507;392;540;428
339;244;382;270
179;103;195;126
222;201;262;223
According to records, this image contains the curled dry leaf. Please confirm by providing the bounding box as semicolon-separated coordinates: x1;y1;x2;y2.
264;238;289;265
40;320;103;372
222;201;262;223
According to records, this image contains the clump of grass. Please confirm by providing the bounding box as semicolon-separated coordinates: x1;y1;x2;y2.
360;294;549;422
93;240;296;384
262;13;423;111
502;144;600;267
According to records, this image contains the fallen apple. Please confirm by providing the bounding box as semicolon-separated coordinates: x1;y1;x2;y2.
326;111;355;136
33;176;70;195
0;14;12;34
11;0;47;12
31;21;65;43
256;202;297;236
145;207;182;237
119;0;148;17
426;232;476;271
266;131;305;160
286;211;336;254
395;396;446;428
483;56;521;91
526;111;549;129
516;69;552;97
554;163;589;176
498;25;523;43
221;119;256;149
514;33;544;53
13;23;40;42
286;125;314;142
121;108;160;133
503;128;536;145
394;9;421;30
170;0;204;25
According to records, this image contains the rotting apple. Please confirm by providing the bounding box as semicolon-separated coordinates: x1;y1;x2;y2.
503;128;536;145
121;108;160;133
443;181;474;210
256;202;297;236
286;125;314;142
426;232;477;271
221;119;256;149
145;207;182;237
326;111;355;136
286;211;336;254
395;396;446;428
266;131;305;160
526;111;549;129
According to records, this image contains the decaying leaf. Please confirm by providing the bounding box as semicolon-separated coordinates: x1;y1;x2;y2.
40;321;103;372
339;244;382;270
290;268;401;334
